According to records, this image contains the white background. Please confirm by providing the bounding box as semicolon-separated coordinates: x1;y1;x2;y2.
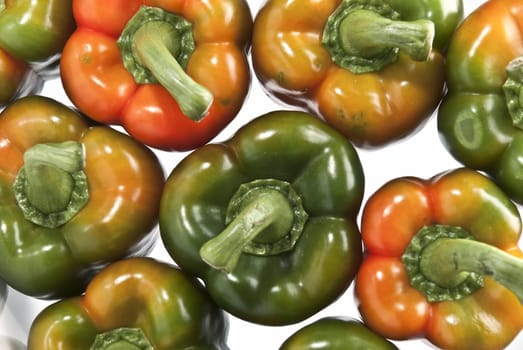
2;0;522;349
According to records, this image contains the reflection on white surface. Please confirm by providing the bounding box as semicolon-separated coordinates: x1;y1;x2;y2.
2;0;523;349
0;335;25;350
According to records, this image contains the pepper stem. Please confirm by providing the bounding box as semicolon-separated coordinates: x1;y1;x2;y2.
403;224;523;303
90;328;154;350
322;0;434;73
503;55;523;129
13;141;89;228
118;6;213;121
200;179;308;273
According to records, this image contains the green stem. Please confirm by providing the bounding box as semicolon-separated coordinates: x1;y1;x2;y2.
200;179;308;273
322;0;434;73
90;328;153;350
13;141;89;228
503;55;523;129
118;6;212;121
403;224;523;303
420;237;523;303
341;10;434;60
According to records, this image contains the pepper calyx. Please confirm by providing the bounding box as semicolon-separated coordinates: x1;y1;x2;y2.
118;5;212;121
322;0;434;74
402;224;483;302
403;224;523;304
90;328;154;350
503;55;523;129
13;141;89;229
200;179;309;273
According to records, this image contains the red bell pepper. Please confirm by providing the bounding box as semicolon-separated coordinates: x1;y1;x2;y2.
60;0;252;151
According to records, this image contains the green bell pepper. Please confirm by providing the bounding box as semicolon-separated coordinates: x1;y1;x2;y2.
27;257;229;350
0;0;76;105
438;0;523;204
0;96;164;299
280;317;398;350
160;110;365;326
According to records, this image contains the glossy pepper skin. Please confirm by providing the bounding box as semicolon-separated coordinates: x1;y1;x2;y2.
356;168;523;350
438;0;523;205
280;317;398;350
252;0;462;148
0;96;164;299
27;257;229;350
160;110;364;326
60;0;252;151
0;0;76;106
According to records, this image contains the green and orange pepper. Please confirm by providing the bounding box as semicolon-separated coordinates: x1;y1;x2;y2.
0;0;75;105
0;96;164;299
280;317;398;350
27;257;229;350
60;0;252;151
438;0;523;205
356;168;523;350
252;0;463;148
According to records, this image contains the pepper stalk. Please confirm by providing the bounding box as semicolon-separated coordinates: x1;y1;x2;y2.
402;224;523;304
118;5;213;121
200;179;309;273
322;0;435;73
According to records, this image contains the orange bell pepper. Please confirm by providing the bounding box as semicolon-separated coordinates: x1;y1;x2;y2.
356;168;523;350
252;0;463;148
